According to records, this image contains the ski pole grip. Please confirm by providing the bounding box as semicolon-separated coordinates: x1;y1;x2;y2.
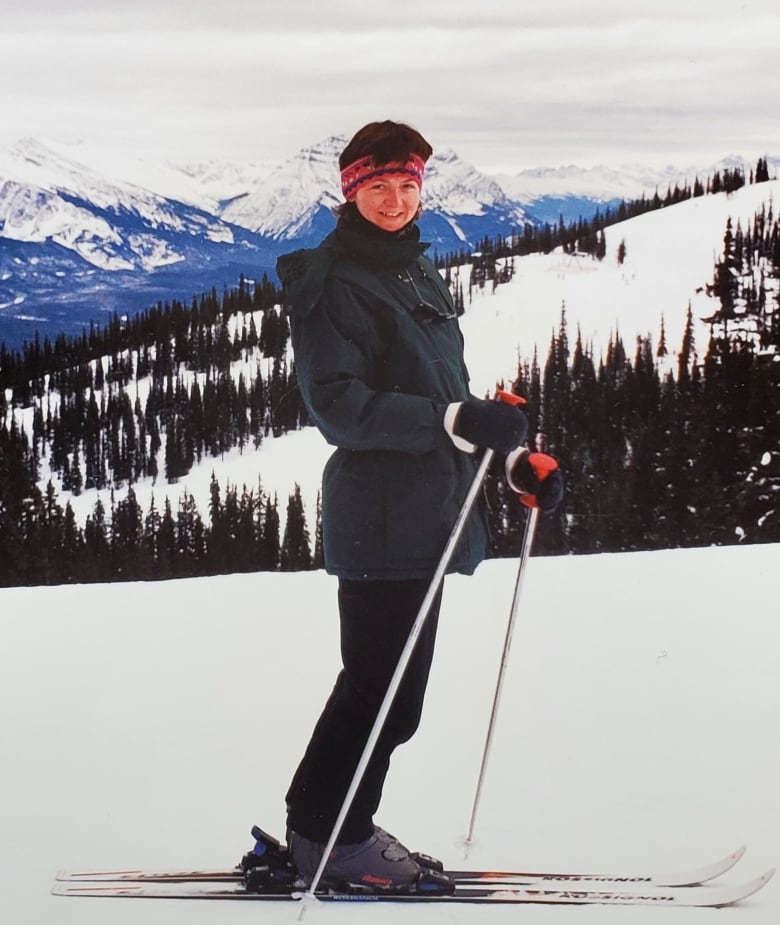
495;388;527;407
528;452;558;479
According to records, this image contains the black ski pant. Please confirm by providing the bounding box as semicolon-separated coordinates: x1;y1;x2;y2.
285;576;443;845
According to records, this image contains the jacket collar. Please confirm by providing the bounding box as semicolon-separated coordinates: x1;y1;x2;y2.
277;212;429;317
333;210;429;270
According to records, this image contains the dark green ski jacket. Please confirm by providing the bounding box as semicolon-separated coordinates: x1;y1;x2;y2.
277;213;488;580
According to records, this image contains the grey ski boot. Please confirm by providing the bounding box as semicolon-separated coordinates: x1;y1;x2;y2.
286;826;453;894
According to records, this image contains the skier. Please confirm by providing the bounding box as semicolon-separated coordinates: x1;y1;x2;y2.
274;120;563;892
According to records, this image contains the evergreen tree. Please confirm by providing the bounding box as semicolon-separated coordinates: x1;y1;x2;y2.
281;484;312;571
207;472;229;573
84;498;111;581
143;495;162;579
677;303;696;385
260;494;281;571
157;498;177;579
176;491;205;577
0;420;40;585
312;491;324;570
710;218;739;323
111;488;143;579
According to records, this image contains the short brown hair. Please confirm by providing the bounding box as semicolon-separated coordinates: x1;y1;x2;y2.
339;121;433;170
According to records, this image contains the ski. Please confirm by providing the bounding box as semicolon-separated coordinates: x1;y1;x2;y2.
55;843;747;888
52;869;775;907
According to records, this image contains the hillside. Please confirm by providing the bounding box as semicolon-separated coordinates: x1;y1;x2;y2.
40;179;780;520
459;176;780;391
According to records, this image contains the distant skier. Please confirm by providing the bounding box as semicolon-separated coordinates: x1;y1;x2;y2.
274;120;563;892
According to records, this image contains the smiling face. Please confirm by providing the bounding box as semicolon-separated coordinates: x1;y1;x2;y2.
353;171;422;233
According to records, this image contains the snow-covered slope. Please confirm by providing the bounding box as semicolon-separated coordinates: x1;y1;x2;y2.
1;543;777;923
458;177;780;397
21;174;779;542
0;139;279;346
220;136;344;240
20;138;276;216
0;138;241;269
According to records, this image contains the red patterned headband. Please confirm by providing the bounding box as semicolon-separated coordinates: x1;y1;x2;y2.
340;154;426;200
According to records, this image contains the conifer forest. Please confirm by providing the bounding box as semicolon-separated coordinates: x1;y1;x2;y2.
0;164;778;587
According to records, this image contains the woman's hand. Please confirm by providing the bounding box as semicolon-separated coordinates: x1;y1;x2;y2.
446;398;528;455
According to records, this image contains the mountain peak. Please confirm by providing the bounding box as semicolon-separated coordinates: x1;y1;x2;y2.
216;138;525;239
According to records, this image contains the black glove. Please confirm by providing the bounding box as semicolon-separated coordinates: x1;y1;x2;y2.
508;451;564;512
453;398;528;455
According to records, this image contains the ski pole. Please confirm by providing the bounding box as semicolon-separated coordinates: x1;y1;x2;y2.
463;502;539;854
298;443;495;916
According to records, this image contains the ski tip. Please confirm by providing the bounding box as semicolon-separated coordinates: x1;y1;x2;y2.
653;844;748;887
748;867;775;890
719;868;776;908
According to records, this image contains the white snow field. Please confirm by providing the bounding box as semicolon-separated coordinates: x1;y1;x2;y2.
1;542;778;923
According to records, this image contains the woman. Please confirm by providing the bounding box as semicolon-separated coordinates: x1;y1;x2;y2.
275;120;559;892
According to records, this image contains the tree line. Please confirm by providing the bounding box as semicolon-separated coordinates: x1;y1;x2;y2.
486;303;778;560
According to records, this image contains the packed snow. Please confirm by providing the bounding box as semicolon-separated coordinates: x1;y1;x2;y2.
1;543;777;923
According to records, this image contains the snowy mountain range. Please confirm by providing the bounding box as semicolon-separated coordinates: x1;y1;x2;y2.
0;135;775;349
216;136;531;251
0;138;280;349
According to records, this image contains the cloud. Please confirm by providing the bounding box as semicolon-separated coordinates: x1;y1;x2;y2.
1;1;778;173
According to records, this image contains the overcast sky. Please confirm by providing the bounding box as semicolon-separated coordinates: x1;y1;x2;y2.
1;0;779;174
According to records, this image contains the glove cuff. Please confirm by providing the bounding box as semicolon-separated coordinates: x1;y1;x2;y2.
444;402;477;454
505;446;529;492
